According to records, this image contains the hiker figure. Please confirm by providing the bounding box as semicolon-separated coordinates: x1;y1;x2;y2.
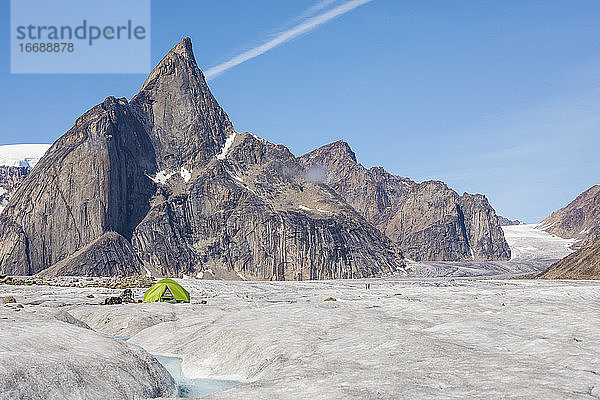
121;289;134;303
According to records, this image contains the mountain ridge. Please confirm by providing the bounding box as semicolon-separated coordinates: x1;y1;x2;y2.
539;184;600;246
537;184;600;279
298;140;511;261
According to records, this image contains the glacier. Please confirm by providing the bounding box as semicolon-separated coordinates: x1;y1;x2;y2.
0;309;176;400
0;224;597;399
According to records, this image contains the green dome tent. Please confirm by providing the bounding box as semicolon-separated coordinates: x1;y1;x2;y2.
143;278;190;303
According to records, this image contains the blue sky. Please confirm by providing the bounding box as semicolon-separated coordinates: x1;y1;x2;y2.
1;0;599;222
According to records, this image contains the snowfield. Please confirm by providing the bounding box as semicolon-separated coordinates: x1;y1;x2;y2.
0;143;51;168
0;224;598;399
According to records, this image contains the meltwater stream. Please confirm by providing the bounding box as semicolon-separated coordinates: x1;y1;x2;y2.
113;336;238;397
154;355;239;398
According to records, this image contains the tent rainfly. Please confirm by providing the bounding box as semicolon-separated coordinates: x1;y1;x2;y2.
143;278;190;303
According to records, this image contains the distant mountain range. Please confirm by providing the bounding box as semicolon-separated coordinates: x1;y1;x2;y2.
0;38;511;279
497;216;524;226
299;141;510;261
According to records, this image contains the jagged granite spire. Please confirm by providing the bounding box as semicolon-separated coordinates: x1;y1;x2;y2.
132;37;234;170
0;38;404;279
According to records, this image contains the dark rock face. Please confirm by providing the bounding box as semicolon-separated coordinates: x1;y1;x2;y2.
0;166;26;214
299;141;511;261
539;185;600;245
0;97;156;275
0;38;403;279
538;235;600;280
37;232;143;277
129;130;402;280
459;193;511;260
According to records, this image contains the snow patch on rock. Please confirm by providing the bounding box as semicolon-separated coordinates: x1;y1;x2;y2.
149;170;176;184
232;174;243;183
536;220;557;231
299;205;331;214
180;167;192;183
149;167;192;184
216;132;236;160
227;170;258;196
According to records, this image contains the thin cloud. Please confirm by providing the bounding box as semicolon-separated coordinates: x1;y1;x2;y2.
204;0;374;80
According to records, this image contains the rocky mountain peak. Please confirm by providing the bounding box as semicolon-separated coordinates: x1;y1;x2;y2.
131;37;234;170
137;37;199;92
540;184;600;245
498;216;524;226
171;37;195;59
368;166;389;177
330;140;357;162
304;140;357;164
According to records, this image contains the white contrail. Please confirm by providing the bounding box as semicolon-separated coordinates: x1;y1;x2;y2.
295;0;340;21
204;0;374;80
